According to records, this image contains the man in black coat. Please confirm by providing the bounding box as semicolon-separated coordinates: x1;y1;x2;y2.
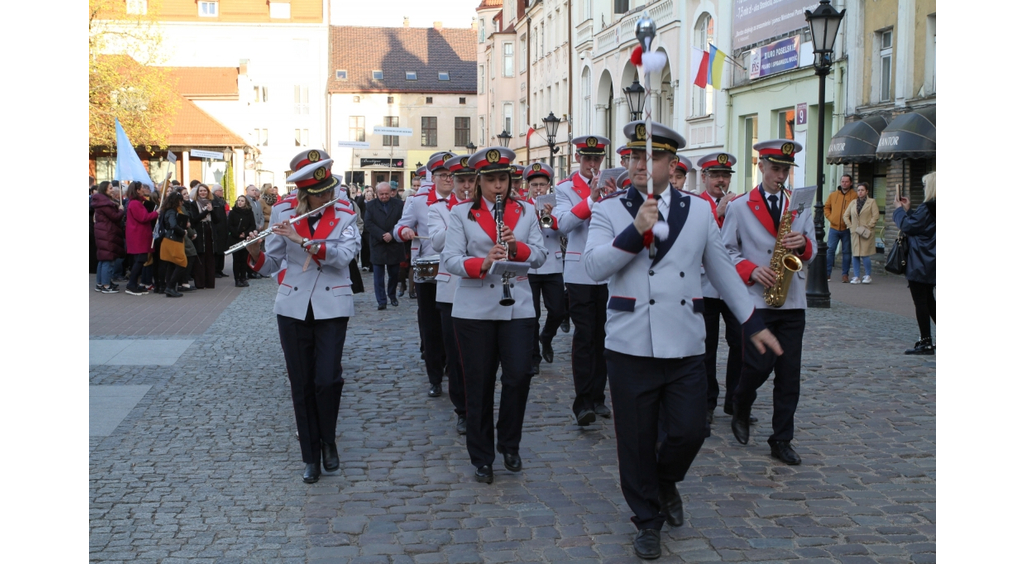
364;181;406;309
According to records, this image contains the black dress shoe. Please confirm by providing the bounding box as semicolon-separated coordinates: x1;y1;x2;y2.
575;409;596;427
165;289;182;298
390;298;399;307
531;360;541;375
658;482;684;527
377;304;387;310
497;446;522;472
633;529;661;560
474;465;494;484
560;318;570;333
541;340;554;363
593;404;611;419
303;462;321;483
769;440;802;465
724;404;757;423
455;416;467;435
321;441;340;472
235;280;246;287
732;413;750;445
428;384;442;397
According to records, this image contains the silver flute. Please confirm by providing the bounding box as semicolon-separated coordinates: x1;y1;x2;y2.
223;196;341;255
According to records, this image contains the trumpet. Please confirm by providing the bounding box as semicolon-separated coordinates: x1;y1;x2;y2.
539;208;553;228
224;196;341;255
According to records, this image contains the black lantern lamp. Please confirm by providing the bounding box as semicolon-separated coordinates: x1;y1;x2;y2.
803;0;846;308
542;112;561;167
623;79;645;121
465;141;476;154
497;130;512;147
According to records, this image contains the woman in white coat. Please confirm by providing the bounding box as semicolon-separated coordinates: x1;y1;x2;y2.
441;147;547;484
842;182;880;284
246;150;361;484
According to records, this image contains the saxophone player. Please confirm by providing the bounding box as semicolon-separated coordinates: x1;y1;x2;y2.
720;139;816;466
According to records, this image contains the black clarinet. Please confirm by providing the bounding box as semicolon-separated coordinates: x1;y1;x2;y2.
493;194;515;306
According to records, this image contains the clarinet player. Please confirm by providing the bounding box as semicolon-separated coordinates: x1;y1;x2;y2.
441;147;547;485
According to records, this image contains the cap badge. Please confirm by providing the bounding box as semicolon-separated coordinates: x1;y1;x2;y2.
586;137;598;148
307;150;321;163
486;149;501;163
781;142;795;156
313;167;327;180
460;157;470;168
442;153;453;161
717;154;729;165
635;124;647;141
532;164;543;172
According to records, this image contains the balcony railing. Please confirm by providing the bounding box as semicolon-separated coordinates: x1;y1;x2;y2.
594;0;677;57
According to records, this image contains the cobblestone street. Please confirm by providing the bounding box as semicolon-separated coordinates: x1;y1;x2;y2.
89;270;935;563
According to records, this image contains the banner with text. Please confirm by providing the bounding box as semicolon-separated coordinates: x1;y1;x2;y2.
734;0;817;49
749;36;801;80
359;158;405;168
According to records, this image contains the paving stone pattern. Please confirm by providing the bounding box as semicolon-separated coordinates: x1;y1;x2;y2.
90;272;935;563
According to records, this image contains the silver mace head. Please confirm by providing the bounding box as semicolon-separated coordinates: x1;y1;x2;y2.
635;13;656;52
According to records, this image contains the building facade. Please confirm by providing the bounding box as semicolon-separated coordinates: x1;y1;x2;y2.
327;24;477;192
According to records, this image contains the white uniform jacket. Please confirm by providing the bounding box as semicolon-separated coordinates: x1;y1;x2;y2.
526;197;563;275
442;199;548;321
693;191;725;299
393;186;448;263
583;187;765;359
250;200;361;320
427;198;461;304
720;185;817;310
553;171;604;285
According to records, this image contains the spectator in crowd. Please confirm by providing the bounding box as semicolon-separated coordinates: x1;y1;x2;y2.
209;184;230;278
245;184;266;280
228;195;256;287
187;184;217;289
89;183;99;274
159;192;189;298
894;172;937;355
92;181;125;293
358;187;374;270
824;174;858;283
124;182;160;295
148;186;166;294
260;184;277;224
364;181;405;309
842;182;880;285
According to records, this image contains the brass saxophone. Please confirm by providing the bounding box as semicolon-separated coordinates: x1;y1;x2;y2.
763;205;803;307
493;194;515;306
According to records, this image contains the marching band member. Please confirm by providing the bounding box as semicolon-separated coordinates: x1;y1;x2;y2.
616;145;630;167
428;154;475;434
442;147;547;484
668;155;693;192
721;140;816;466
523;162;566;375
511;164;526;198
395;151;456;398
245;149;361;484
695;152;744;425
552;135;615;426
584;121;779;559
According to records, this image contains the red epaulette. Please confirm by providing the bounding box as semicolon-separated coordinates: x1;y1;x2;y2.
335;205;356;215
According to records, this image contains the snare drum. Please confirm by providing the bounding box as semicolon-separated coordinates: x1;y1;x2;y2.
412;255;441;283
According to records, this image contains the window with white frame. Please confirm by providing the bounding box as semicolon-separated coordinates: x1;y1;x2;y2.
294;85;309;114
294;129;308;147
438;72;450;81
198;1;218;17
479;19;485;43
406;71;417;80
253;128;268;146
479;65;485;93
520;35;527;73
692;13;714;118
372;70;383;80
479;116;485;146
503;42;514;77
878;29;893;102
421;117;438;147
519;101;526;136
252;85;269;104
614;0;628;15
503;103;513;136
455;117;471;147
924;14;936;96
540;21;545;55
349;117;365;142
383;116;399;146
336;70;347;80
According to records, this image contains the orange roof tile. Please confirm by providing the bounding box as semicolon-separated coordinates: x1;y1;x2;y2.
167;94;246;147
165;67;238;98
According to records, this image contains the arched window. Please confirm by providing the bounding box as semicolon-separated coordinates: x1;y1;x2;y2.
692;13;714;117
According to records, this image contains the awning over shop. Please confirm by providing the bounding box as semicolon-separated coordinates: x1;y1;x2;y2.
876;106;936;160
826;115;889;164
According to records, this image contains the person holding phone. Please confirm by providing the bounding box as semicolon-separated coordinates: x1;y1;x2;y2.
893;173;936;354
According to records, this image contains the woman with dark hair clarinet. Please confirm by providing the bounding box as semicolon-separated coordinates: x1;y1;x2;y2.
245;149;361;483
441;147;547;484
186;184;217;289
228;195;256;287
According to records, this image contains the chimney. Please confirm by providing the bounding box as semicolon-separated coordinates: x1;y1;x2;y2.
433;21;442;30
403;16;409;28
239;59;248;75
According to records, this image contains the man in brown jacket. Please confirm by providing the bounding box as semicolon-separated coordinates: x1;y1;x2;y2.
823;174;858;282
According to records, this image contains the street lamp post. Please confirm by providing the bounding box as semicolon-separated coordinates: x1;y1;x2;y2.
623;79;645;121
542;111;561;169
497;130;512;148
465;141;476;155
804;0;845;309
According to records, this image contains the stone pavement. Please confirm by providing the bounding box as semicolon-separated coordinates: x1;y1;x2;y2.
90;269;935;563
